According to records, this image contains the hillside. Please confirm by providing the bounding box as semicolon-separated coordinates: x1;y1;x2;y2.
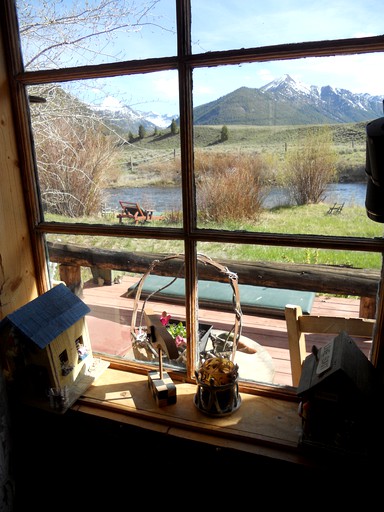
192;75;382;126
118;121;368;185
128;121;367;151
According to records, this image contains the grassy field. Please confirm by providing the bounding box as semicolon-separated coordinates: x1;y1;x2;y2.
46;203;383;271
127;122;366;153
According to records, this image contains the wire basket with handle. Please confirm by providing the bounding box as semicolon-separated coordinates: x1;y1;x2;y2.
130;253;243;365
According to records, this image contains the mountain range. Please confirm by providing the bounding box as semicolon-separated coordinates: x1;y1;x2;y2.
94;74;383;132
192;74;383;126
92;103;175;134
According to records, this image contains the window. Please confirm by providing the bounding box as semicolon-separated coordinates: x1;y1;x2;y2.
5;0;384;398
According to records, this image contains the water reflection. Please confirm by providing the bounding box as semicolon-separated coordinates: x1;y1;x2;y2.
104;182;368;214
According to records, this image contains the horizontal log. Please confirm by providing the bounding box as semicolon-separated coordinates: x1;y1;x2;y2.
47;241;380;297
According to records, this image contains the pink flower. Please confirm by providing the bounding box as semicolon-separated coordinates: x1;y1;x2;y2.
175;335;187;348
160;311;171;326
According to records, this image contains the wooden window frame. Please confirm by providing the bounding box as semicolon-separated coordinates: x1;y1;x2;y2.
3;0;384;400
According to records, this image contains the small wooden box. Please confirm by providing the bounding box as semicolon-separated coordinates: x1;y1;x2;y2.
148;370;176;407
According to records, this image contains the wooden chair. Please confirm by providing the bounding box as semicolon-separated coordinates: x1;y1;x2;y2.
326;202;344;214
284;304;375;387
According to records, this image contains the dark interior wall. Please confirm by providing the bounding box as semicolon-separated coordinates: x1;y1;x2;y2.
9;402;377;510
11;405;317;509
0;371;14;512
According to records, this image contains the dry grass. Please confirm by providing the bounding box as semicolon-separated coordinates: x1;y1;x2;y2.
195;151;268;222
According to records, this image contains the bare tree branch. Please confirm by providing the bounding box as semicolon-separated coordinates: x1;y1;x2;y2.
30;84;122;217
17;0;174;69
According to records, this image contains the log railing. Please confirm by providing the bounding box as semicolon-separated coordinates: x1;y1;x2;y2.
47;241;380;318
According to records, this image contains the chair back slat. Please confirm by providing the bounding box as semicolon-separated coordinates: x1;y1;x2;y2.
285;304;375;387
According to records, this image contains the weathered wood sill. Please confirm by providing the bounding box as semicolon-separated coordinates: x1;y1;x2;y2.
74;367;315;466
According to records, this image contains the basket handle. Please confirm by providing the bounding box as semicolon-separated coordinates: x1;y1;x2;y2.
130;253;242;362
196;254;242;362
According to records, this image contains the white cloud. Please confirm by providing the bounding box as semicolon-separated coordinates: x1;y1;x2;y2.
153;73;179;101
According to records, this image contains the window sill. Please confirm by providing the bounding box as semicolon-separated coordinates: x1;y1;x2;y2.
74;367;316;467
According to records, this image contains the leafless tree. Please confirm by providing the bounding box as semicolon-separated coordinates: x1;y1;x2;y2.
196;151;267;223
283;127;338;205
30;85;121;217
17;0;168;70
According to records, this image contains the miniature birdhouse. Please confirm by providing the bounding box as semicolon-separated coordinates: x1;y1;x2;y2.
0;283;108;412
297;331;378;457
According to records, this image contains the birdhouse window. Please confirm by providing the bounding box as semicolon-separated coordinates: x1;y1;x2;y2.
59;349;73;376
75;336;88;363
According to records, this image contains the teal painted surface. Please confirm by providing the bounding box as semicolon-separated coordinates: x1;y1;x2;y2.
128;275;315;315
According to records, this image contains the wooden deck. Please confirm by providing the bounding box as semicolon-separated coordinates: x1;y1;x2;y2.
81;275;372;387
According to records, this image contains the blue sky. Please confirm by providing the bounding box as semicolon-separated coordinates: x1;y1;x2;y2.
21;1;384;116
98;0;384;116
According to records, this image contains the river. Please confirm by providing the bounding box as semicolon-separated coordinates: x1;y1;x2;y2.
103;182;368;215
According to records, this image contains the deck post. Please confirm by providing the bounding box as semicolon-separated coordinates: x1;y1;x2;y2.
91;267;112;286
359;296;376;319
59;264;82;296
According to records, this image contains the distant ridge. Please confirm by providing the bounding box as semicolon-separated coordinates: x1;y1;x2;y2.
192;74;383;126
87;74;383;130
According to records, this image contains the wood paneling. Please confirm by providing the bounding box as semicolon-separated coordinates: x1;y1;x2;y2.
0;23;38;319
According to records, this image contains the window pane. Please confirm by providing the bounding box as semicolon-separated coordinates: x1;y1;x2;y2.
192;57;384;237
47;235;186;366
28;73;181;226
191;0;384;52
17;0;177;70
196;242;377;386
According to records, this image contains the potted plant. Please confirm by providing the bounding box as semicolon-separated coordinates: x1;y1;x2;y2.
160;311;213;363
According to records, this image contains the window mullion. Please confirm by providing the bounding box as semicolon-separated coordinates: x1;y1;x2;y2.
177;0;198;380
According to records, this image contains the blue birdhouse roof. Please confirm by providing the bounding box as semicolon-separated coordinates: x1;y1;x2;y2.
3;284;91;349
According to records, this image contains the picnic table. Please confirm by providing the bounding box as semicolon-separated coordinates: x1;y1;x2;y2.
116;201;164;224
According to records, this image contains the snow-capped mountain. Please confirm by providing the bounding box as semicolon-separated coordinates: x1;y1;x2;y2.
260;74;315;97
91;98;176;133
142;110;175;129
89;75;383;131
193;74;383;126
